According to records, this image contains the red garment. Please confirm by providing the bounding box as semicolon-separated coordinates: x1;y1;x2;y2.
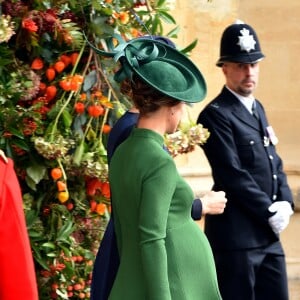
0;158;38;300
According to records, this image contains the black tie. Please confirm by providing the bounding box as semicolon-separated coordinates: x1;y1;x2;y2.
252;101;259;120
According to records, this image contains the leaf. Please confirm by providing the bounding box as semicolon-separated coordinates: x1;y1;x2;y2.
73;141;85;166
41;47;54;62
32;246;50;269
149;16;160;35
62;109;73;129
166;26;180;38
72;115;85;138
157;0;167;7
91;16;115;36
86;127;97;141
57;219;75;242
59;245;72;257
25;175;37;191
12;138;30;151
28;230;43;238
41;242;56;249
55;289;69;299
26;163;47;184
61;21;84;48
180;39;198;55
25;210;38;227
46;252;57;257
157;10;176;24
83;70;97;92
8;127;24;139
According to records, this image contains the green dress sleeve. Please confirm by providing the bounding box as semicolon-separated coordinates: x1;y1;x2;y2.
138;155;176;300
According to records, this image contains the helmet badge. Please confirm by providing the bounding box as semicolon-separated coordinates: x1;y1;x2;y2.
237;28;257;52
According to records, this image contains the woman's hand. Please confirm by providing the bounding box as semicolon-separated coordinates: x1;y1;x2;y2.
201;191;227;215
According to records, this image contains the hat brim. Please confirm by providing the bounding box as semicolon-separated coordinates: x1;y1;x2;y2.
124;38;207;103
216;52;265;67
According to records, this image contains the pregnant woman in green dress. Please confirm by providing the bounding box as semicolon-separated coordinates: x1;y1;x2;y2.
101;37;222;299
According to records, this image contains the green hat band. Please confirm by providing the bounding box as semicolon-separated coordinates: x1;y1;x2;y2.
87;35;207;103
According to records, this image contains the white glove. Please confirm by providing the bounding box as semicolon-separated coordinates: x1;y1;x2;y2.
268;201;293;234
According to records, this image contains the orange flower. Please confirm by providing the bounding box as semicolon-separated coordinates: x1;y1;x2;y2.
45;85;57;102
93;90;102;98
57;180;67;192
70;74;84;91
80;93;87;101
130;28;140;38
70;52;79;66
96;203;106;215
54;61;65;73
60;54;71;67
119;12;130;24
51;168;63;180
86;178;102;196
46;68;56;81
74;102;85;114
90;199;97;212
87;104;105;117
113;12;119;19
31;57;44;70
40;270;52;278
100;95;113;108
39;82;47;93
59;78;71;91
22;18;38;32
101;181;111;199
73;74;84;84
102;124;111;134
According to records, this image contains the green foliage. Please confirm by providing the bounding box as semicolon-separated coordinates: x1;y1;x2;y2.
0;0;200;299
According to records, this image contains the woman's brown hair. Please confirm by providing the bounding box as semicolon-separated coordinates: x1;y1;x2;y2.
121;75;180;116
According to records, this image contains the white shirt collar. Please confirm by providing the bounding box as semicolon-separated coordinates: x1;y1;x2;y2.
225;86;255;114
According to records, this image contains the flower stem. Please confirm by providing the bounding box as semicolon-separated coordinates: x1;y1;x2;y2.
57;158;67;182
98;89;111;142
49;42;87;142
49;91;75;142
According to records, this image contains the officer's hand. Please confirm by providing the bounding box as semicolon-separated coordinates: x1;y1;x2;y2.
0;150;8;163
201;191;227;215
268;201;293;234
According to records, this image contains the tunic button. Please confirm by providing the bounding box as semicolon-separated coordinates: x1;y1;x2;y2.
273;174;277;180
250;140;255;145
269;155;274;160
273;195;277;200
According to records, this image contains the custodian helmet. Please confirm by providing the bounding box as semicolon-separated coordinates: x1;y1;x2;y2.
216;21;265;67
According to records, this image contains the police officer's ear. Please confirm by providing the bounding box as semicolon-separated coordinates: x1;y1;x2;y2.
221;63;229;76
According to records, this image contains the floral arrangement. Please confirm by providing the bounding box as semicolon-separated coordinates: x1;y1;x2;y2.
165;121;210;157
0;0;204;299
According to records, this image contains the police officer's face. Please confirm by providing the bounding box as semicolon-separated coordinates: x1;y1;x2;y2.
222;62;259;97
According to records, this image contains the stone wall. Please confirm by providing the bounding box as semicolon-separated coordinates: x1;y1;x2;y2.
167;0;300;199
168;2;300;289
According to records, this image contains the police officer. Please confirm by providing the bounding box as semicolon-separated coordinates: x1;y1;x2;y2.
197;21;294;300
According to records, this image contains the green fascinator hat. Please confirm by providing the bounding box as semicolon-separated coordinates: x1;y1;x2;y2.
88;35;207;103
